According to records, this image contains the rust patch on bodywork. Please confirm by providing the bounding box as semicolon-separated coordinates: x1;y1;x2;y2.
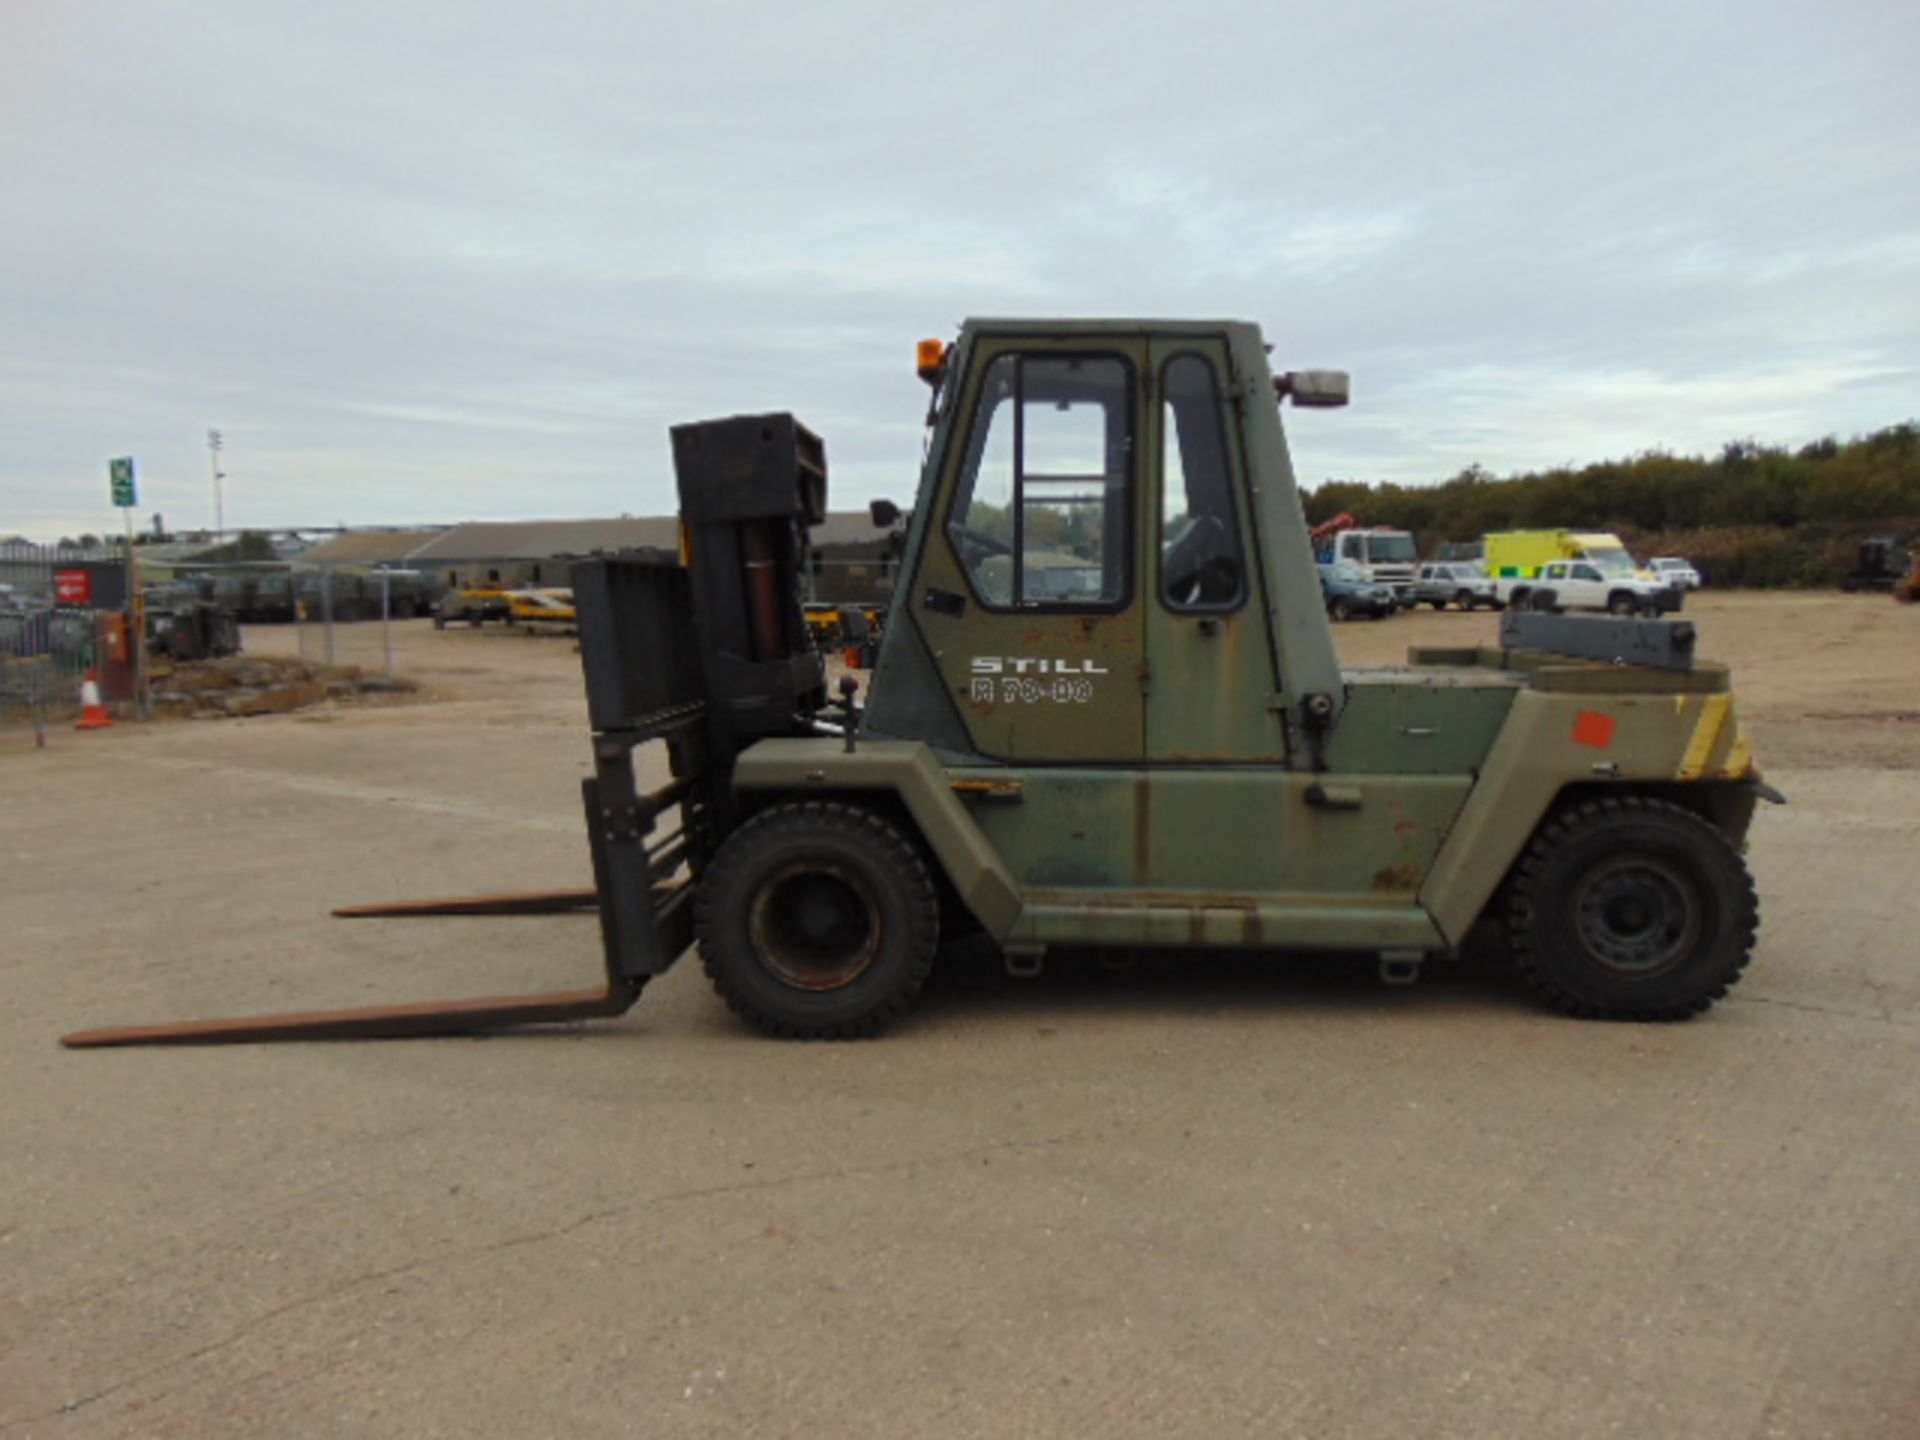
1372;863;1421;891
951;778;1023;798
1134;774;1153;884
1236;904;1263;944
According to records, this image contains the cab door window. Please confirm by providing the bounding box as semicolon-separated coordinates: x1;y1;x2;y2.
1160;353;1245;610
946;354;1132;609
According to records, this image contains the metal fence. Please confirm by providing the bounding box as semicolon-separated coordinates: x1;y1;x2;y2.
294;565;426;675
0;542;117;738
276;554;893;672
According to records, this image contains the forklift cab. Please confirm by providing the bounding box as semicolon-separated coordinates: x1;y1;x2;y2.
865;320;1349;769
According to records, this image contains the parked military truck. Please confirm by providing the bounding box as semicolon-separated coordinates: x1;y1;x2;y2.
1841;537;1907;594
63;319;1772;1050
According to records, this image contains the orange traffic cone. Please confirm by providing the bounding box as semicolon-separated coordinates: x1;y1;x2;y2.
76;670;114;730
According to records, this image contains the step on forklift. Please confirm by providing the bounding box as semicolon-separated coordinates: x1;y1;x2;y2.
64;320;1777;1048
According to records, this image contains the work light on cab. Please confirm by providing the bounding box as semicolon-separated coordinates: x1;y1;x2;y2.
1276;370;1351;407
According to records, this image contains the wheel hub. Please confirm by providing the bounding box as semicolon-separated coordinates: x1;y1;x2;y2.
749;861;882;991
1573;857;1700;977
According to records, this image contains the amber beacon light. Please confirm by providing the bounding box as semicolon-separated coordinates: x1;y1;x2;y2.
915;338;948;384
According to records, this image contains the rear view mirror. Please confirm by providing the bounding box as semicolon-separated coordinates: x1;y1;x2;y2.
869;498;902;528
1275;370;1350;408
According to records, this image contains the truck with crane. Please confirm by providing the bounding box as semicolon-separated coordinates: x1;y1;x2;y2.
1309;513;1419;602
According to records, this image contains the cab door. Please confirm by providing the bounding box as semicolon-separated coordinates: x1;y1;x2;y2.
1143;338;1282;764
914;339;1148;763
1128;338;1301;895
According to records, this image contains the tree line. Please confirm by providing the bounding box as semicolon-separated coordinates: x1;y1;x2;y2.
1300;423;1919;586
1303;423;1919;541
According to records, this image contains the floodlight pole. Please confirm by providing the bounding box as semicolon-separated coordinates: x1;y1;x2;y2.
207;428;225;541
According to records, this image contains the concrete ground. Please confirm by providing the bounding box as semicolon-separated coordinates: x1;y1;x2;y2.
3;593;1916;1438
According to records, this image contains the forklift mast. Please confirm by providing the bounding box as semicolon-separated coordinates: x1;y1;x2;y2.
572;413;833;979
577;413;829;816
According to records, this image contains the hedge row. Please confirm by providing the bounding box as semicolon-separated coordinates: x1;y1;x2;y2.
1303;423;1919;586
1625;520;1916;589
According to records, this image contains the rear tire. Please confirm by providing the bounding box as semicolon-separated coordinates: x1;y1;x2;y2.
1607;592;1636;616
1504;796;1756;1020
1329;596;1353;622
696;801;939;1038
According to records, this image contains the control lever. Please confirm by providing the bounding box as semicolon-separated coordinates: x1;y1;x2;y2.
837;674;860;753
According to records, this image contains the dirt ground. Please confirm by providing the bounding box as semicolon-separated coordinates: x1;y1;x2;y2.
3;592;1916;1438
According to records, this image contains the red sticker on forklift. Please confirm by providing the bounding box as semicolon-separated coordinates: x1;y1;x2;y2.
1571;711;1616;748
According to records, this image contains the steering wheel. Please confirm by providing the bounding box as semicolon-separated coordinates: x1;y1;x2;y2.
1161;514;1235;606
948;524;1012;560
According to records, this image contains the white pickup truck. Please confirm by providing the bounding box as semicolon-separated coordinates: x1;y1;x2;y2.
1505;559;1682;616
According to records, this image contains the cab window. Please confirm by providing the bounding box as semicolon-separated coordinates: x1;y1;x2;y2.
1159;354;1246;611
946;354;1132;609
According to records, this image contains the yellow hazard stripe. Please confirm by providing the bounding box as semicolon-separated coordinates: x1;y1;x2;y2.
1677;694;1732;780
1718;724;1753;779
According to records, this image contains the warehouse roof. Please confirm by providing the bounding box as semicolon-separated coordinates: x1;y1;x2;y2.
409;512;891;562
298;528;448;565
408;518;677;562
808;511;895;548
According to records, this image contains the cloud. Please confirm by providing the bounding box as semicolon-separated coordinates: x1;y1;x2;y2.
2;1;1917;536
1321;355;1913;485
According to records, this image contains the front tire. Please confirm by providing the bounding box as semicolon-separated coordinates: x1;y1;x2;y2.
696;801;939;1038
1504;796;1756;1020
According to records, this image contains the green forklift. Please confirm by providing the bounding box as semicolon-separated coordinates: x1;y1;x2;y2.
65;319;1773;1049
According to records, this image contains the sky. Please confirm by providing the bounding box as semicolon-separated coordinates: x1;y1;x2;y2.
3;0;1916;540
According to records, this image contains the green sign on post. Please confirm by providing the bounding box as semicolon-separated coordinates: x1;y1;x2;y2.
109;456;137;508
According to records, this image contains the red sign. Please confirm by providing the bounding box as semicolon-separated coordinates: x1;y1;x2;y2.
54;569;92;605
